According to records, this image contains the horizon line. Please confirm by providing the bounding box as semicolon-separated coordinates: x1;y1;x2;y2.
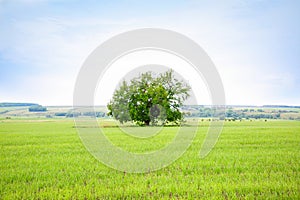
1;102;300;108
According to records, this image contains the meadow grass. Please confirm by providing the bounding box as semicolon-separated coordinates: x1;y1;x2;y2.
0;119;299;199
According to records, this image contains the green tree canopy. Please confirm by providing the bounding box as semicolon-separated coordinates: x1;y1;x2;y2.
107;70;191;126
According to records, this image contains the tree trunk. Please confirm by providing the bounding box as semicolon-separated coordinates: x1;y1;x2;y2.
145;120;150;126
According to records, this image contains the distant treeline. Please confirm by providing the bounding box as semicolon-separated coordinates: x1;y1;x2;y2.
29;105;47;112
263;105;300;108
52;112;106;118
184;107;300;120
0;102;38;107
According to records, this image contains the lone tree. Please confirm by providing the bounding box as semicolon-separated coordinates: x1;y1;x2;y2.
107;70;191;126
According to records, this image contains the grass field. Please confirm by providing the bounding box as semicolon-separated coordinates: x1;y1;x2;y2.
1;119;299;199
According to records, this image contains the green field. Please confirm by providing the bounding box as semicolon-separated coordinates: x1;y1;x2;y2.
1;119;299;199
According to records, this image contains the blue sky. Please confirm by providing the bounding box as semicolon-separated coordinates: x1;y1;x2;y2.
0;0;299;105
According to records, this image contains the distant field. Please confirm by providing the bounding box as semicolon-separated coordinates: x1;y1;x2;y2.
0;106;108;118
1;119;299;199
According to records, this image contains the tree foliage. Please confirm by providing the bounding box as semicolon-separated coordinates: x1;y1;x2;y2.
28;105;47;112
107;70;191;126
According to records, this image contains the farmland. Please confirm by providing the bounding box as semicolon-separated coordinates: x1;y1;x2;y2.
1;119;299;199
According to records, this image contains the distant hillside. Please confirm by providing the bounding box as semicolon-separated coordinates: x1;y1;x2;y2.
263;105;300;108
0;104;299;120
0;102;39;107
